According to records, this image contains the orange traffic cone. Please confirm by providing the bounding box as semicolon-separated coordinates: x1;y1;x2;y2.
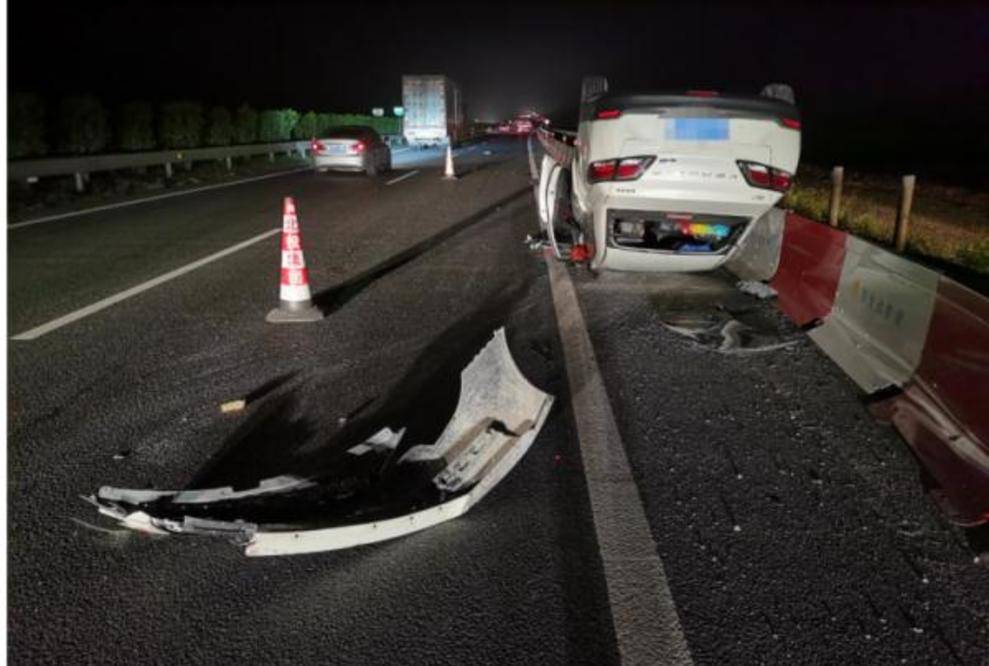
443;144;458;180
266;197;324;323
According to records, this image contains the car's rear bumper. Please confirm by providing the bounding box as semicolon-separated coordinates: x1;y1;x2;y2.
584;188;780;273
594;245;730;272
313;155;365;171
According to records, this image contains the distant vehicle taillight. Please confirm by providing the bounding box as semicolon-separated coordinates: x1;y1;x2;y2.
596;109;622;120
348;141;366;154
311;139;326;154
737;161;793;192
588;156;654;183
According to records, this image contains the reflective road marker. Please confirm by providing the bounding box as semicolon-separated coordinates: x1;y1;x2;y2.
11;228;281;341
545;256;693;665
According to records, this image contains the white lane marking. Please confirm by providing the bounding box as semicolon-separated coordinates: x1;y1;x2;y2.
11;228;282;341
8;168;311;231
385;170;420;186
545;256;693;665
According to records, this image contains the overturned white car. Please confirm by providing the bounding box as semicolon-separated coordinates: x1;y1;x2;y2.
539;77;801;273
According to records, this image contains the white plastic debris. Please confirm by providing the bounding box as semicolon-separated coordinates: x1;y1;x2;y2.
736;280;778;300
346;427;405;456
220;399;246;413
88;328;554;557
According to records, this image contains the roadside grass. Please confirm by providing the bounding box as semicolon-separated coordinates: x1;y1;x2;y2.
782;165;989;275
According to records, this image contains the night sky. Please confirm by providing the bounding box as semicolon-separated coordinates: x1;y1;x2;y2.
9;1;989;175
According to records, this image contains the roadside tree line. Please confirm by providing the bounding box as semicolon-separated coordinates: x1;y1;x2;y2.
9;93;402;159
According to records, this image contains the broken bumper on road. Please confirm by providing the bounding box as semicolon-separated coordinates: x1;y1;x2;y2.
87;328;554;556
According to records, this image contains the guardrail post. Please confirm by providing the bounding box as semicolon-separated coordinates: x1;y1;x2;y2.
894;174;916;253
164;162;173;179
225;156;233;171
74;172;85;193
828;166;844;228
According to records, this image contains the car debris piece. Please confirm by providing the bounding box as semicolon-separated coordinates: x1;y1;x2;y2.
737;280;778;300
660;309;798;354
220;399;246;413
96;474;316;507
346;427;405;456
87;328;554;557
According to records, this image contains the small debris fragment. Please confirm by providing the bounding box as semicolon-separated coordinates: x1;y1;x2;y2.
112;450;131;461
220;399;246;413
524;233;549;252
337;416;348;426
733;524;741;533
737;280;778;300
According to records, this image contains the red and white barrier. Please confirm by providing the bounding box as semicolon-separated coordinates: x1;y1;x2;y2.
808;235;940;393
770;214;847;326
266;197;323;324
769;212;989;525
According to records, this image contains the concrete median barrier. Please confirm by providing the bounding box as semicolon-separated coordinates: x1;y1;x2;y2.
769;213;847;326
762;212;989;525
808;235;939;393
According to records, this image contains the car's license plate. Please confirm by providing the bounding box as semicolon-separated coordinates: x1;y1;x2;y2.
667;118;729;141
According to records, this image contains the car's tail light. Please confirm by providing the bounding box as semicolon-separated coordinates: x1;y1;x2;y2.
310;139;325;154
596;109;622;120
589;160;617;181
771;170;793;191
588;156;654;183
779;117;801;130
348;141;366;154
737;161;793;192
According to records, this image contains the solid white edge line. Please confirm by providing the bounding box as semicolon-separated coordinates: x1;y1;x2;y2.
11;227;282;341
545;256;693;665
8;167;311;230
385;169;420;186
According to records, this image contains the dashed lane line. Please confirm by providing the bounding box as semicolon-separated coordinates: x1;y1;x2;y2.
385;170;420;186
11;228;281;341
545;255;694;665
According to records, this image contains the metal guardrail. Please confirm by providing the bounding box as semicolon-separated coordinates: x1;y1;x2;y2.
8;141;313;191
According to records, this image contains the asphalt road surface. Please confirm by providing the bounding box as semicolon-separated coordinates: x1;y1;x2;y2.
8;138;988;664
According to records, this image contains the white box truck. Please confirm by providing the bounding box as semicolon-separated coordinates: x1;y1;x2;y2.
402;75;463;148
